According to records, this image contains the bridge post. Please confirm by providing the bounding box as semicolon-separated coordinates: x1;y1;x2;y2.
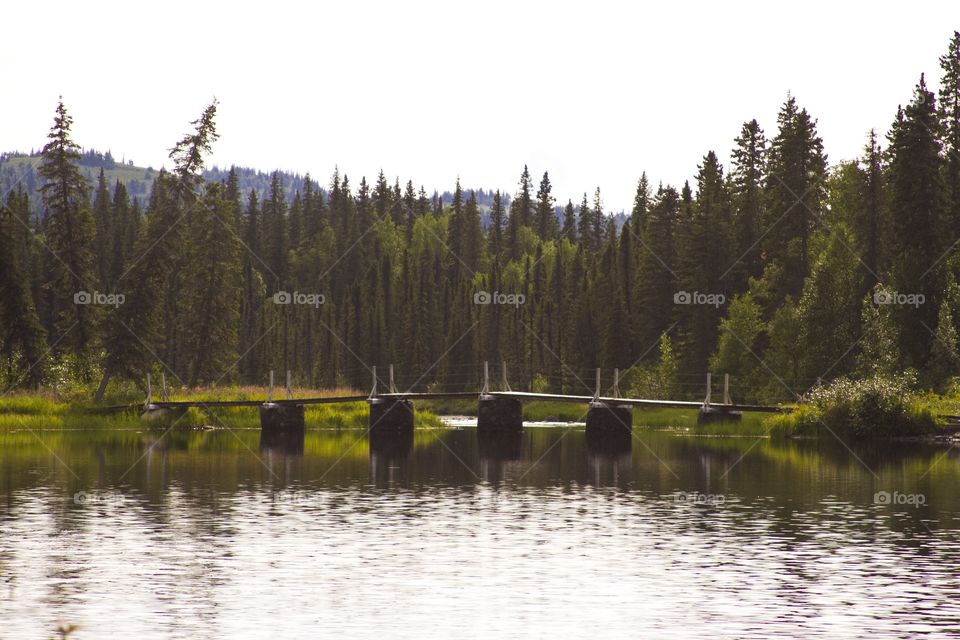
697;372;741;425
141;371;185;422
501;361;512;392
367;364;414;431
260;369;305;432
586;368;632;446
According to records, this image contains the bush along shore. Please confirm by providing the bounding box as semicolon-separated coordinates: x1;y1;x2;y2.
762;375;942;439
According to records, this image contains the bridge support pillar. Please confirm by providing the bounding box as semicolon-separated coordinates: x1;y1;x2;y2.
586;402;632;452
369;397;415;432
586;402;632;433
477;394;523;432
260;402;306;431
696;406;742;425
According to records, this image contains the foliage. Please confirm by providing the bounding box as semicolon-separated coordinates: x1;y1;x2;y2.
765;374;937;438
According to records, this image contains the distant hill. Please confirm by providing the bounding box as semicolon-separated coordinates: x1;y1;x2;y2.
0;149;504;216
0;148;620;228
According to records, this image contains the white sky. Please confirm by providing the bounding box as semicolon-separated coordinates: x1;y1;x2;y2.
3;0;959;212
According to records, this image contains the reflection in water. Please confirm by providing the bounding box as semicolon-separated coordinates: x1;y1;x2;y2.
2;424;960;637
259;428;305;455
585;426;632;456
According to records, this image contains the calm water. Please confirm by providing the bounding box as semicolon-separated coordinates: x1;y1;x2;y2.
3;420;960;639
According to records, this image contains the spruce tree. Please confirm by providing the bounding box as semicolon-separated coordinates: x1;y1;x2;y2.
489;190;506;259
561;200;576;242
729;119;766;288
887;75;947;368
940;31;960;236
177;183;242;385
763;96;827;302
0;193;48;387
96;102;218;400
38;99;99;365
534;171;556;241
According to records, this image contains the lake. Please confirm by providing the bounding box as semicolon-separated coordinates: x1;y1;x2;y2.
2;419;960;638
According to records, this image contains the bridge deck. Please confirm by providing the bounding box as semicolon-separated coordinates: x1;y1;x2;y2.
119;390;786;414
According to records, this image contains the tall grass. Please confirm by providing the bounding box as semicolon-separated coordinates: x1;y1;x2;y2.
0;386;448;431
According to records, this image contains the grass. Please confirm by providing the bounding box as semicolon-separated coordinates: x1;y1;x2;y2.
762;376;941;439
0;386;447;431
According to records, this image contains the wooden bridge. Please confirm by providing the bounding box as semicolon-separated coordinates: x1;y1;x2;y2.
134;363;788;436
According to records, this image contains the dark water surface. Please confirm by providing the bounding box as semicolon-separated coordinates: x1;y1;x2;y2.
3;421;960;639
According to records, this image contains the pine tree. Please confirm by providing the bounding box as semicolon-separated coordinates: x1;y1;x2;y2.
109;181;135;284
676;152;734;373
636;186;679;352
462;190;484;274
38;99;99;365
577;193;596;252
630;173;650;233
887;75;947;367
96;102;218;400
855;131;884;295
489;190;506;258
940;31;960;236
263;171;288;290
592;188;604;249
0;193;48;387
763;96;827;302
91;168;113;286
177;183;242;385
797;229;861;382
730;119;766;288
561;199;576;242
506;166;533;259
534;171;557;241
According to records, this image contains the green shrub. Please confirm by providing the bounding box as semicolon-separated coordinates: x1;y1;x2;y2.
765;374;937;438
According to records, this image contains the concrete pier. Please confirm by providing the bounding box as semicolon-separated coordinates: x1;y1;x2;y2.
585;401;632;435
369;397;415;431
259;402;306;431
477;394;523;432
585;401;632;452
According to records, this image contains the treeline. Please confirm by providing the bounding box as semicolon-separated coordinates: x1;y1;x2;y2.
2;32;960;403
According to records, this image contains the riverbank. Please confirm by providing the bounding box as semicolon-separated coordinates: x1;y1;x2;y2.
3;377;959;440
0;387;446;431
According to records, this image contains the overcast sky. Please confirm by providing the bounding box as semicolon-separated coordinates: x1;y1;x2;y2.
3;0;959;211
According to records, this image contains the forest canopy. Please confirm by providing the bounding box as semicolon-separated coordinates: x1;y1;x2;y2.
2;32;960;405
